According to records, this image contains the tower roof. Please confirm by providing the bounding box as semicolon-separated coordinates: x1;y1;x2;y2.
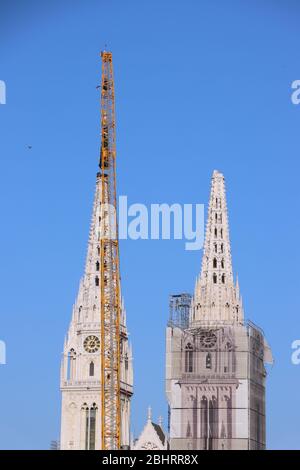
191;170;243;326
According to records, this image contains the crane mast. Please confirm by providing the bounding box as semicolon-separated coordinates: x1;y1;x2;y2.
99;51;121;450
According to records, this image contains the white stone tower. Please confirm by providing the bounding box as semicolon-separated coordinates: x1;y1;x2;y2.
60;173;133;450
192;170;243;326
166;170;272;450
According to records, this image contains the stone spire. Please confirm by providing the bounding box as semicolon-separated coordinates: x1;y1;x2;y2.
191;170;243;325
60;172;133;449
69;173;102;326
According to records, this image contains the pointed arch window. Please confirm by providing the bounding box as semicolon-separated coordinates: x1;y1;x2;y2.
213;258;217;268
220;229;223;239
221;259;225;269
206;353;212;369
95;261;100;271
213;273;217;284
185;343;193;373
216;198;221;209
95;276;99;287
201;395;218;449
83;403;97;450
214;244;217;253
200;397;208;447
222;274;225;284
89;404;97;450
125;354;129;371
225;396;232;439
89;361;94;377
186;421;191;438
220;243;224;253
209;396;218;449
214;228;217;238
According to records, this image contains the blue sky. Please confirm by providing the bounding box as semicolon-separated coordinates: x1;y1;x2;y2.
0;0;300;449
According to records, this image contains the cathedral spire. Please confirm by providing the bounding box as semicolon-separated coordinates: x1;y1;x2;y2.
192;170;243;325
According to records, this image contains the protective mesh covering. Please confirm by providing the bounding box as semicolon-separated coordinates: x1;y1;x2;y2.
166;321;267;450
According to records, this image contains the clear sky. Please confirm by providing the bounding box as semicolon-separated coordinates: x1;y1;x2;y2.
0;0;300;449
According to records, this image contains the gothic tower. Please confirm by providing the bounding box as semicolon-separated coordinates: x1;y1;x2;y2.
166;170;272;450
60;174;133;450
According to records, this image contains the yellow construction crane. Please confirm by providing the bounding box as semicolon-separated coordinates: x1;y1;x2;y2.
99;50;121;450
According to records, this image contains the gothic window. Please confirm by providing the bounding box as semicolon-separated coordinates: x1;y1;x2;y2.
97;246;100;255
213;258;217;268
213;273;217;284
83;403;97;450
215;213;218;222
220;229;223;239
220;243;224;253
89;361;94;377
225;396;232;439
208;397;218;449
185;343;193;373
236;306;239;321
85;405;89;450
186;421;191;438
95;276;99;286
214;244;217;253
221;259;225;269
222;274;225;284
206;353;212;369
200;397;208;447
96;261;100;271
89;404;97;450
125;354;129;371
216;198;221;209
214;228;217;238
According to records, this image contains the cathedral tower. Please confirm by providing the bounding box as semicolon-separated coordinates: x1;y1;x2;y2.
60;174;133;450
166;170;272;450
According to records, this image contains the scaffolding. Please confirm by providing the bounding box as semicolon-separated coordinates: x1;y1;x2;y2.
168;293;192;330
